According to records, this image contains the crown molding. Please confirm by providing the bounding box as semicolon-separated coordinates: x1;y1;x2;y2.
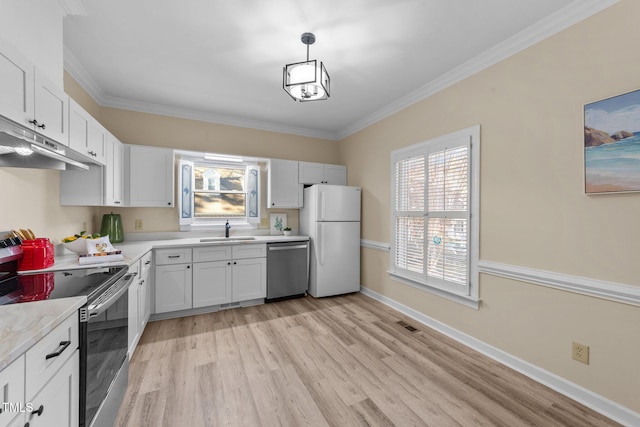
99;95;339;140
64;0;618;142
64;47;338;140
337;0;620;140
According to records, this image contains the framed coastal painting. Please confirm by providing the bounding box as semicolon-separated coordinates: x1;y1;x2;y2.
584;88;640;194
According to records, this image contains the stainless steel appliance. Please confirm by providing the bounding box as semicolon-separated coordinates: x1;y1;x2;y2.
0;115;90;171
266;240;309;301
0;243;132;427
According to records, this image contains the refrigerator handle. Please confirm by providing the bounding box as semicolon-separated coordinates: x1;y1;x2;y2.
318;223;324;266
320;191;326;221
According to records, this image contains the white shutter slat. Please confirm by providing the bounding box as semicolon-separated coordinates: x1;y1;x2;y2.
396;156;424;211
395;216;424;274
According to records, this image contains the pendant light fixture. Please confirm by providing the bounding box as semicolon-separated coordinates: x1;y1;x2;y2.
283;32;330;102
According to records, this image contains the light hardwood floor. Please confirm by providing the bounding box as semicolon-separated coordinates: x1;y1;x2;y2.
115;293;620;426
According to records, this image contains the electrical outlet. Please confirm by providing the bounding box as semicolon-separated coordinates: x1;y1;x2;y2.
572;342;589;365
135;219;143;230
260;218;269;227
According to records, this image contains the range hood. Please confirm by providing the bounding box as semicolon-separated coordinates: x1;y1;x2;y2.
0;116;90;171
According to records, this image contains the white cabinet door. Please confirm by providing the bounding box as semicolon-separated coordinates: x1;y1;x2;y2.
267;159;302;208
193;261;232;307
155;263;192;313
26;351;79;427
0;42;34;127
87;120;107;165
299;161;347;185
298;161;325;184
0;355;25;427
105;133;124;206
33;69;68;145
67;98;91;155
139;270;150;331
126;145;175;207
128;282;139;357
323;164;347;185
232;257;266;302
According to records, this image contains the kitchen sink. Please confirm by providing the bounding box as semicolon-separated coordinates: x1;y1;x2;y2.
200;237;256;243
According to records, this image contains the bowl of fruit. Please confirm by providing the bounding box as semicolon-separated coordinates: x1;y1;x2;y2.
62;231;102;255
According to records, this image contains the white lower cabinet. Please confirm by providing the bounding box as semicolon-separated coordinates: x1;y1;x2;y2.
193;261;232;307
0;312;80;427
0;355;25;427
155;244;266;314
155;263;193;314
26;351;79;427
231;257;267;302
128;251;153;358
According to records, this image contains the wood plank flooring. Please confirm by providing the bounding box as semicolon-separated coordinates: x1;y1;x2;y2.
114;293;620;426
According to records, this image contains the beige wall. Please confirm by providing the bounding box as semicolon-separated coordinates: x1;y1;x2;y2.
339;0;639;413
60;86;340;234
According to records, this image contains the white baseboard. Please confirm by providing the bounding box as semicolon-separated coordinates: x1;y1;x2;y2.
359;286;640;427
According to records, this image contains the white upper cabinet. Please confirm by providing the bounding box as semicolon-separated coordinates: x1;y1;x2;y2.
104;133;124;206
0;42;34;127
267;159;303;208
33;69;68;144
0;41;68;144
299;161;347;185
125;144;175;207
68;98;105;165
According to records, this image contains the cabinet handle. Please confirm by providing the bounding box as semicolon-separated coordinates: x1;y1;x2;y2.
32;405;44;416
186;265;190;269
45;340;71;360
29;119;38;126
37;123;46;130
167;202;171;206
271;202;275;206
168;255;181;259
115;201;121;204
233;262;237;265
144;261;151;265
140;279;145;285
227;262;231;265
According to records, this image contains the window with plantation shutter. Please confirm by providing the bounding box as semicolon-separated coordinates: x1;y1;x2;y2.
390;126;480;308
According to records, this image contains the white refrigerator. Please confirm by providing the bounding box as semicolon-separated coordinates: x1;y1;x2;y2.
300;184;361;297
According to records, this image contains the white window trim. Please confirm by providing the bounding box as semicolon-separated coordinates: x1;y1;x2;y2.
389;125;480;309
178;158;260;232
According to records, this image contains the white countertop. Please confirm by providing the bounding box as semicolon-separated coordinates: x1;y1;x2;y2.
0;296;86;370
24;234;310;272
0;234;309;370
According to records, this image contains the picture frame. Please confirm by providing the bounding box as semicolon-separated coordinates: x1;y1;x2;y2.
584;88;640;194
269;213;287;235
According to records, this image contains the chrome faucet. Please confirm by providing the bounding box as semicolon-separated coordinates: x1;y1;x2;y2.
225;220;231;238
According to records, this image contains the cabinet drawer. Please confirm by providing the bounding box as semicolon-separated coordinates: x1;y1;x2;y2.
155;248;192;265
193;245;232;263
140;251;153;275
0;355;25;427
25;313;79;400
232;244;266;259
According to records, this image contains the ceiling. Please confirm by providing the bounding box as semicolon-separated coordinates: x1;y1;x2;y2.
63;0;616;140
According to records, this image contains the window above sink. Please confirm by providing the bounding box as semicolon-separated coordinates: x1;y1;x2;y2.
178;152;262;232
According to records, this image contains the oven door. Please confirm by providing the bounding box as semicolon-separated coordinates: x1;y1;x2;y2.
81;273;134;427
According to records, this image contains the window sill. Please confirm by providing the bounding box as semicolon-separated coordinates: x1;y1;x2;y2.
388;270;480;310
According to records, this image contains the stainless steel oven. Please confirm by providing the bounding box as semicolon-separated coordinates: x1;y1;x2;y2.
81;270;134;427
0;243;133;427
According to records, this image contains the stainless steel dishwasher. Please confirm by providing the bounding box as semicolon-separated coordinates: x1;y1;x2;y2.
266;240;309;302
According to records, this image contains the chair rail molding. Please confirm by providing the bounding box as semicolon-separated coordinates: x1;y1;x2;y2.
478;260;640;307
